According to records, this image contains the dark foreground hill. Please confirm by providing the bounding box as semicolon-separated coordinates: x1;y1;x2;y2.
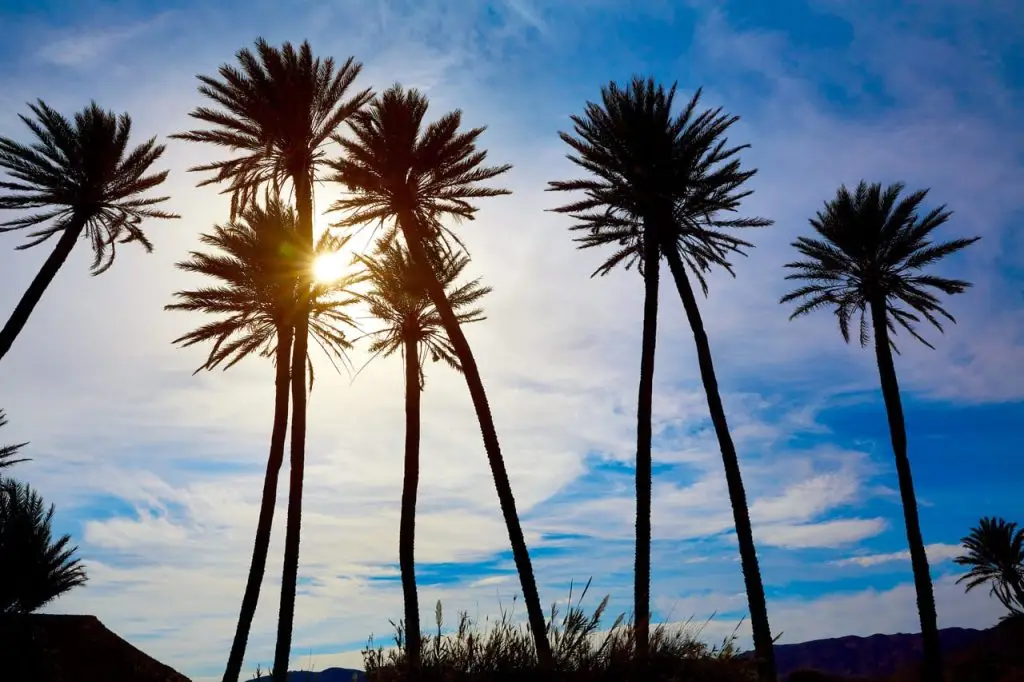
0;614;191;682
254;669;367;682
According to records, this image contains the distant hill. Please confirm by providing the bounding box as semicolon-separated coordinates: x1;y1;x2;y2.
253;668;366;682
769;626;999;680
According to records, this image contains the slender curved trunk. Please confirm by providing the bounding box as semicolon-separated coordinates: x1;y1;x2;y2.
223;326;292;682
401;336;422;668
273;179;314;682
870;299;942;682
634;231;659;662
0;220;84;362
664;248;776;682
398;212;553;670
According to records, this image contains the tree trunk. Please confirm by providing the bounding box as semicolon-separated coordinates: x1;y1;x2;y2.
870;299;942;682
401;336;422;668
665;248;777;682
398;212;553;670
0;220;84;363
273;178;314;682
633;231;659;663
223;326;292;682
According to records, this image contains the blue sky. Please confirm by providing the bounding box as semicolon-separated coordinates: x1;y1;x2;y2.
0;0;1021;679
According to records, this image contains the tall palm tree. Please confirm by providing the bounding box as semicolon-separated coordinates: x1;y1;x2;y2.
0;100;177;362
167;199;358;682
0;411;29;471
954;516;1024;617
357;240;490;667
781;181;979;682
0;478;88;613
548;77;774;676
327;84;554;668
173;39;372;680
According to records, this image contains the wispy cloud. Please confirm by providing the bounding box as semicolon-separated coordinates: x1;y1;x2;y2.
834;543;964;568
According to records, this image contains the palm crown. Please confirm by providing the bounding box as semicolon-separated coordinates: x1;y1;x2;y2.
954;516;1024;615
328;84;511;249
0;100;177;273
166;199;359;377
358;240;490;385
0;411;28;471
781;181;980;350
173;39;372;219
548;77;771;288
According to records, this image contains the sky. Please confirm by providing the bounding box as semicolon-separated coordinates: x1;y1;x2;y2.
0;0;1022;679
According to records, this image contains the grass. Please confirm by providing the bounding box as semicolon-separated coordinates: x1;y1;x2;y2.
362;580;754;682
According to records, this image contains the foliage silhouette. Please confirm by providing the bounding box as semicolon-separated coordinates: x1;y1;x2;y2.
548;76;774;679
167;198;359;681
0;101;177;362
357;240;490;668
0;411;29;471
954;516;1024;617
174;38;372;682
327;84;554;669
0;478;88;613
781;180;980;682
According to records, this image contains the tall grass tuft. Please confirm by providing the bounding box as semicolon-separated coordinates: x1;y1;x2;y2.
362;579;754;681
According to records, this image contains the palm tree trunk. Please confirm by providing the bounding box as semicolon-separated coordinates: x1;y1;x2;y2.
664;248;777;682
0;220;84;362
870;300;942;682
223;326;292;682
273;179;314;682
401;336;422;668
398;212;553;670
634;231;659;663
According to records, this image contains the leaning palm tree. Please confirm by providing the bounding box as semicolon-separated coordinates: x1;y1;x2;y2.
0;411;29;471
357;240;490;667
173;39;372;681
0;100;177;362
327;84;553;668
0;477;88;613
781;181;979;682
548;77;774;676
954;516;1024;617
167;199;358;682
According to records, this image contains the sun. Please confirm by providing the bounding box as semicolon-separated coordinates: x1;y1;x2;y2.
313;252;347;283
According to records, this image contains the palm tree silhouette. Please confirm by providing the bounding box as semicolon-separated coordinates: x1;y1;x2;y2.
167;199;358;682
0;478;88;613
954;516;1024;617
357;240;490;667
0;411;29;471
327;84;553;668
173;39;372;681
548;77;774;675
781;181;980;682
0;101;177;362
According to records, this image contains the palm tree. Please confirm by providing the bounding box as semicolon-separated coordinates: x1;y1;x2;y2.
167;199;358;682
0;411;29;471
548;77;774;675
357;240;490;667
0;100;177;362
781;181;979;682
173;39;372;680
954;516;1024;617
327;84;553;668
0;478;88;613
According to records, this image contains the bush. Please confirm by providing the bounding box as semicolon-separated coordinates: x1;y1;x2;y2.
362;581;755;682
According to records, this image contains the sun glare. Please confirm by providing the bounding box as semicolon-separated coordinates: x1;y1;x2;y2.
313;252;347;283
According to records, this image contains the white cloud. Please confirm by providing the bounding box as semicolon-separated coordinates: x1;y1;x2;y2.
834;543;964;568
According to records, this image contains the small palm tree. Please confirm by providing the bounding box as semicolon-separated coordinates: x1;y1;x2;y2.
174;39;371;681
357;240;490;667
0;100;177;362
781;181;980;682
167;198;358;682
328;84;553;668
0;477;88;613
548;77;774;676
954;517;1024;617
0;411;29;471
